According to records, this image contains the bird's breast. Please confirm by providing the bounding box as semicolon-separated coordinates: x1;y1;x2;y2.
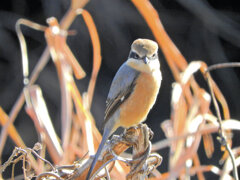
117;70;161;128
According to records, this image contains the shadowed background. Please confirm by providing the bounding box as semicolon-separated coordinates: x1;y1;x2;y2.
0;0;240;178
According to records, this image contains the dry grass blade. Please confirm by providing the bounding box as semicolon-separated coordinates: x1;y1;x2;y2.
71;0;89;11
153;118;240;152
221;153;240;180
1;0;239;179
80;9;102;108
24;85;63;163
70;81;102;157
45;17;86;80
193;155;205;180
15;19;46;85
0;110;39;178
57;60;73;154
169;85;206;177
70;82;94;155
188;165;224;178
44;17;88;154
181;62;215;159
159;165;229;180
131;0;188;81
204;73;238;180
202;133;214;158
169;83;187;169
0;21;48;158
199;62;233;166
155;59;237;178
60;0;89;30
207;62;240;172
0;0;89;159
198;62;230;119
0;108;26;152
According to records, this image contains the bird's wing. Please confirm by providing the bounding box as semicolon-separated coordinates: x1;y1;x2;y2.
104;62;139;125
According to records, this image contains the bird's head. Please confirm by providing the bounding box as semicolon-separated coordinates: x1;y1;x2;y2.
126;39;160;73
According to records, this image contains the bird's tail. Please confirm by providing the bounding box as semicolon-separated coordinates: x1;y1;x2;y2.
86;128;111;180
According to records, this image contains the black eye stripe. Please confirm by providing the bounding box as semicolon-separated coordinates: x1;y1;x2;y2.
129;51;158;60
129;51;140;59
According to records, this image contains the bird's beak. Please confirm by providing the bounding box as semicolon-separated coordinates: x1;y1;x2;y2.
143;56;149;64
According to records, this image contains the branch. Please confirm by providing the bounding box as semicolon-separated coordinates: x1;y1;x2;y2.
33;124;161;180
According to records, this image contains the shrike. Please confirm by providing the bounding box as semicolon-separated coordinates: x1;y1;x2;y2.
87;38;162;179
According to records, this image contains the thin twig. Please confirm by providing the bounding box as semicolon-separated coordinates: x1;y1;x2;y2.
89;157;117;180
27;147;55;172
0;148;17;173
207;62;240;72
22;155;27;180
205;72;239;180
66;124;159;180
36;172;62;180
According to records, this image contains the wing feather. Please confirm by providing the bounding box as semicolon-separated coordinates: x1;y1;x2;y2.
104;63;139;125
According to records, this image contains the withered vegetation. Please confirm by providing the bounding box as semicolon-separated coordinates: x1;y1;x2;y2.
0;0;240;179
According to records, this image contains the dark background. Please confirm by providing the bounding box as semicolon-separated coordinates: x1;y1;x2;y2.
0;0;240;179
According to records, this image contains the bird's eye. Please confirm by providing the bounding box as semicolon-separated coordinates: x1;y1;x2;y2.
129;52;140;59
151;53;157;59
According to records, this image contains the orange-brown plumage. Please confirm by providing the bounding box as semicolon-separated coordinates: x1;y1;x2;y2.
117;71;161;128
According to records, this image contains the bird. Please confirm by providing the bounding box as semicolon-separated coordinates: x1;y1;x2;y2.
86;38;162;179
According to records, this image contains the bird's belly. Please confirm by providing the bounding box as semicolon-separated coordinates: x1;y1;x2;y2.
118;72;161;128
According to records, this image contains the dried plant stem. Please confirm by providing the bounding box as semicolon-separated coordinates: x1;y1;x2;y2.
206;72;239;180
1;145;55;178
0;148;18;173
207;62;240;72
152;123;217;151
0;0;90;162
15;19;47;85
69;132;131;179
36;172;62;180
131;0;187;81
81;9;101;108
0;48;50;168
65;124;160;180
126;124;155;180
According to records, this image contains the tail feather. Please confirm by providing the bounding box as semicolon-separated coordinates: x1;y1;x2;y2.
86;129;111;180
